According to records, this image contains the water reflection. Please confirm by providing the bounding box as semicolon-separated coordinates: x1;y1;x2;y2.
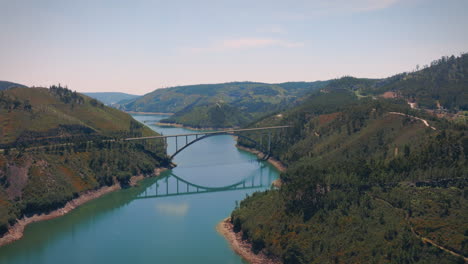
136;164;275;199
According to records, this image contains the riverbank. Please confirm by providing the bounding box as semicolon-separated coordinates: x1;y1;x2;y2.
217;218;281;264
236;145;285;188
235;145;286;173
0;167;169;247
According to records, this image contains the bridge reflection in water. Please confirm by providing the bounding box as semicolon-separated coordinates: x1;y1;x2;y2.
135;164;276;199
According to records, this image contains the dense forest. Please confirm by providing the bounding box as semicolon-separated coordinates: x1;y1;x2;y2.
231;61;467;263
0;85;170;237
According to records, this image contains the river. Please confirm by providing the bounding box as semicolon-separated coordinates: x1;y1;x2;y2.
0;114;279;264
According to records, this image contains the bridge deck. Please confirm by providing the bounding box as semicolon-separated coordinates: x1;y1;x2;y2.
124;125;290;141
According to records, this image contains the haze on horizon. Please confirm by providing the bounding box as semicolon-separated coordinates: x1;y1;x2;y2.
1;0;467;95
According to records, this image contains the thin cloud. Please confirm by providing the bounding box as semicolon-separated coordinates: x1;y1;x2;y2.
277;0;402;20
348;0;401;12
221;38;303;49
183;37;304;54
257;25;286;34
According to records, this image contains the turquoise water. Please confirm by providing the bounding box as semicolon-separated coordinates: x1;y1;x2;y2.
0;114;279;264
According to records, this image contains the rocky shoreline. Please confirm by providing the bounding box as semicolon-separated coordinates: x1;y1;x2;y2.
217;218;281;264
0;167;168;247
236;145;286;189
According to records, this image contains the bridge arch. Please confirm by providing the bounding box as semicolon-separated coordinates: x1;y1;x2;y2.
135;170;274;199
170;132;269;159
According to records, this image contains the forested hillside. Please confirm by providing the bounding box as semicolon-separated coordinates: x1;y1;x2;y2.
324;53;468;112
160;103;252;128
0;85;170;237
119;81;329;127
231;84;467;263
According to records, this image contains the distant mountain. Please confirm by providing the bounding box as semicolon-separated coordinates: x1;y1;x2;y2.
84;92;139;105
0;80;27;90
120;81;328;113
120;81;329;127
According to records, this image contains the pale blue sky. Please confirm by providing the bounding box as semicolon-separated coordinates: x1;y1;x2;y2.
1;0;467;94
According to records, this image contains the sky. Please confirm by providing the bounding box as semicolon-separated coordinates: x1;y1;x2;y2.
1;0;467;95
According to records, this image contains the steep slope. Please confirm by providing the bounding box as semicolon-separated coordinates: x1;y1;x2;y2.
229;87;467;263
328;53;468;113
0;85;170;238
84;92;139;105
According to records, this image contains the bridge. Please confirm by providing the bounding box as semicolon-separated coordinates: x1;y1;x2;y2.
125;126;289;159
135;168;275;199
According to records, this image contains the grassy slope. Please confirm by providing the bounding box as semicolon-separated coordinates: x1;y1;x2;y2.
0;87;169;236
0;87;155;145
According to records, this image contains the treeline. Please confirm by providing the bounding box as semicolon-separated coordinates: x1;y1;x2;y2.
49;84;85;105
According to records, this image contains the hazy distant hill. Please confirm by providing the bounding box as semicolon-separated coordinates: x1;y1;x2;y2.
84;92;139;105
120;81;329;114
0;80;27;91
120;81;329;127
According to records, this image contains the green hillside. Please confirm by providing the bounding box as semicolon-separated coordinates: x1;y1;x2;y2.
120;81;329;126
84;92;140;105
230;87;467;263
0;85;169;237
0;86;155;146
160;103;252;128
326;53;468;112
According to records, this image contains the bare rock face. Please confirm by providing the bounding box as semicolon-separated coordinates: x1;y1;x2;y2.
5;159;32;200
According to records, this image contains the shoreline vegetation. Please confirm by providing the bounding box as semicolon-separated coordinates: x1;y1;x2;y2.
235;145;285;189
219;145;286;264
217;218;281;264
0;167;168;247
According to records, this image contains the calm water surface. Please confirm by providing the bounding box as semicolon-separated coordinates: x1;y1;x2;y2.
0;114;279;264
